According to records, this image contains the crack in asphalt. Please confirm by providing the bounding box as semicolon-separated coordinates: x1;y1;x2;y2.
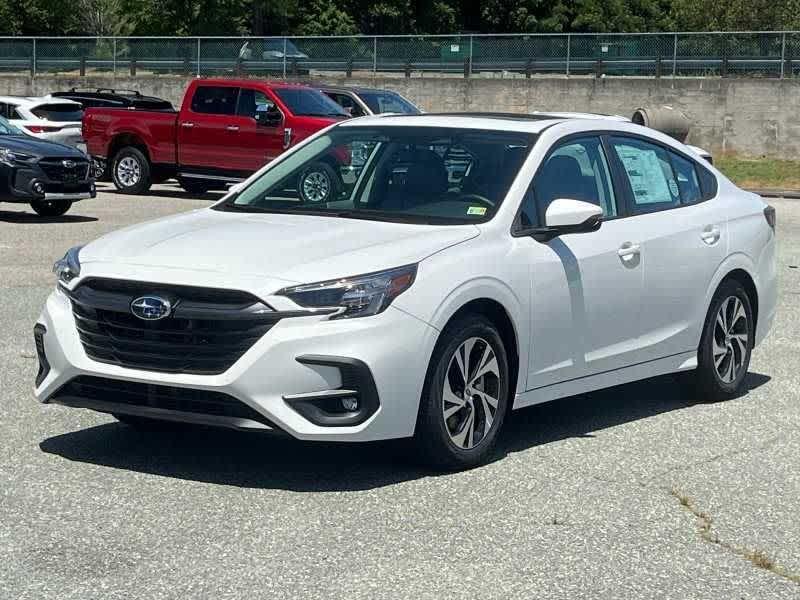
670;488;800;586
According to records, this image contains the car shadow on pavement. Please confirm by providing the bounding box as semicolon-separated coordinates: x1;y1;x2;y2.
0;209;98;224
39;371;770;492
95;182;226;202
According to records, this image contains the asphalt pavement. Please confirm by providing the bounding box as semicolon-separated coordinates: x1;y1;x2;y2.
1;183;798;599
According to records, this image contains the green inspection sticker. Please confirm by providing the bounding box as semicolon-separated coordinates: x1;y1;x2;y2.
467;206;487;216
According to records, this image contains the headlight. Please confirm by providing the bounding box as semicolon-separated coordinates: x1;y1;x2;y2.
0;148;34;165
277;264;417;319
53;245;83;285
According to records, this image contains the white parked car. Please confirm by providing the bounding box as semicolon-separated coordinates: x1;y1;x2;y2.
0;96;85;151
35;114;777;469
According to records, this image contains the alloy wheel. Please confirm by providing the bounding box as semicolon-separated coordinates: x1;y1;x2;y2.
713;296;749;384
117;156;141;187
442;337;501;450
302;171;330;202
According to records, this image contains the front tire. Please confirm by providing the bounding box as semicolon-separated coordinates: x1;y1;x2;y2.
414;315;510;470
30;199;72;217
298;162;339;203
112;146;152;194
695;279;754;400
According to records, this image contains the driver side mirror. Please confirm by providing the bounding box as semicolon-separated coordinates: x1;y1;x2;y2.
525;198;603;242
255;105;282;127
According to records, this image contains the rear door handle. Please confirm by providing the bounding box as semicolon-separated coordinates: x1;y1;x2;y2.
180;121;194;128
226;125;240;132
701;226;721;245
617;242;641;259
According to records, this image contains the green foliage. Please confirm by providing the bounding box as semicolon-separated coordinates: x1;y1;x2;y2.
2;0;798;36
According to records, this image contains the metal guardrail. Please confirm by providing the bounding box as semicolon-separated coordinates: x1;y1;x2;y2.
0;32;798;79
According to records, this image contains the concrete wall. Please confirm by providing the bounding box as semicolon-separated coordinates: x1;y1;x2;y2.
5;74;799;158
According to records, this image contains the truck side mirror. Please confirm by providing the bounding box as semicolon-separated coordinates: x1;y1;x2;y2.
255;105;282;127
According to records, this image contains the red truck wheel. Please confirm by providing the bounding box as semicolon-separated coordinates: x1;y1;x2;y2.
298;162;339;203
112;147;152;195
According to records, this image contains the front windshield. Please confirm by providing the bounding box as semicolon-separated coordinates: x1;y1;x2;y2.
221;126;536;225
274;88;348;118
0;116;23;135
359;91;420;115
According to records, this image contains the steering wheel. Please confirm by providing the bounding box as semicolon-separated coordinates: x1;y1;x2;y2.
454;193;495;208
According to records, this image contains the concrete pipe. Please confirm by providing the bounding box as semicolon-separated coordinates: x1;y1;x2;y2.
631;106;691;143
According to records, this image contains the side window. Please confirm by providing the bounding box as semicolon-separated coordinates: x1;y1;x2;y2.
190;86;239;116
0;103;7;118
670;152;702;204
524;136;617;226
609;136;680;213
236;88;275;118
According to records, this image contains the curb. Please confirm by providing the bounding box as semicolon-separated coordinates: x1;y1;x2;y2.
745;188;800;199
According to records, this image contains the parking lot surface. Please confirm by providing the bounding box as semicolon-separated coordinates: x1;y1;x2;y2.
1;184;799;599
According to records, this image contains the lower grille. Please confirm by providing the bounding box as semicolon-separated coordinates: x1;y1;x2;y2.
53;376;276;428
38;158;91;182
67;278;281;375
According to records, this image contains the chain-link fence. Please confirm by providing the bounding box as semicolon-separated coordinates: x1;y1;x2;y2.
3;32;800;79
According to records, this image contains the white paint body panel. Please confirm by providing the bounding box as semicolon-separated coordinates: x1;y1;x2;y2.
36;116;776;441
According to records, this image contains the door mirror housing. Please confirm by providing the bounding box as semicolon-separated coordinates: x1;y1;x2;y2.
520;198;603;242
255;105;282;127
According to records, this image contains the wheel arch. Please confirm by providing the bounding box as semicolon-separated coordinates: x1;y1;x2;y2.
108;133;151;166
701;254;760;345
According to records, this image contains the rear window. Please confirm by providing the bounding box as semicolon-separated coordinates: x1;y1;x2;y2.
31;103;84;122
274;88;348;118
190;86;239;116
359;91;420;115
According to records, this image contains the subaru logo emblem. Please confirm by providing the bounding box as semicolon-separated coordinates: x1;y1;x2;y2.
62;160;76;169
130;296;172;321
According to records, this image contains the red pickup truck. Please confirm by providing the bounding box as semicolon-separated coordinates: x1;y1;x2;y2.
83;78;349;196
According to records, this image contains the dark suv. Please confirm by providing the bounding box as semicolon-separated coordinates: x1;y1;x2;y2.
0;117;94;217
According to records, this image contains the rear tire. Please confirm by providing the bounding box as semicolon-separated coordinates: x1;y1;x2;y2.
178;177;212;195
694;279;754;400
112;146;152;194
414;314;510;471
30;199;72;217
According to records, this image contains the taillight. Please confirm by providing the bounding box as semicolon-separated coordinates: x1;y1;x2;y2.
764;205;776;231
24;125;63;134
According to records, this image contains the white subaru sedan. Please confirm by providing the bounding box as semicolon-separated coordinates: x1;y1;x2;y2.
35;114;777;469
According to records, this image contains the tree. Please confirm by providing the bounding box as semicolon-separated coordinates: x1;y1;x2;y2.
296;0;358;36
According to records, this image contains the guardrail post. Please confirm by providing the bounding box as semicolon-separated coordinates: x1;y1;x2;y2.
291;58;298;77
780;32;787;79
566;34;571;76
346;58;353;78
672;34;678;77
184;55;192;76
80;56;86;77
463;56;470;78
130;58;137;77
525;58;533;78
468;35;473;78
655;54;662;78
786;47;794;79
31;38;36;79
721;55;728;78
404;60;412;78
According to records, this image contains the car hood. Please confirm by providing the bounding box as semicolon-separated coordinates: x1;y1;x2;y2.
0;134;84;157
80;209;479;289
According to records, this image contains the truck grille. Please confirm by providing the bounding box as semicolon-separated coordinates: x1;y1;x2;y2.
38;157;90;182
54;375;276;427
67;278;281;375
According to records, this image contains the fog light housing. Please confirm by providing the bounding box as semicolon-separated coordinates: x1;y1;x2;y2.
34;324;50;387
31;180;45;196
340;397;359;411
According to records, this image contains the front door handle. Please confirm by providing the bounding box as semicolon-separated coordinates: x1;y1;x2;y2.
618;242;641;259
180;121;194;128
226;125;240;132
701;226;721;245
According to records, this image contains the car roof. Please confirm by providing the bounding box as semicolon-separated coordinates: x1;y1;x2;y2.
0;95;82;107
320;86;403;95
338;113;563;133
196;78;315;90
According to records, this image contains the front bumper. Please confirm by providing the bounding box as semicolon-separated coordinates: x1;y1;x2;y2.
3;162;94;203
34;287;439;442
